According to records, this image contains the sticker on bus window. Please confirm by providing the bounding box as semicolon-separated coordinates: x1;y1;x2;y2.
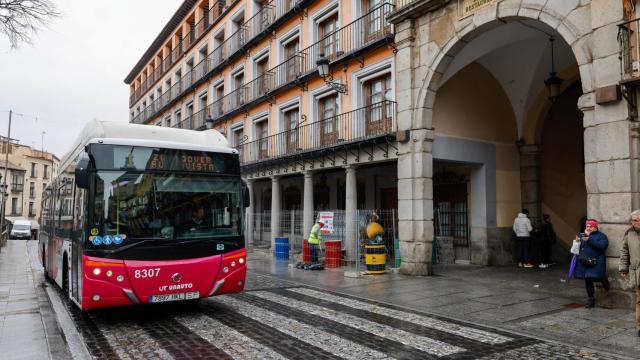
104;235;113;245
92;236;103;246
216;244;224;251
90;228;99;236
113;234;124;245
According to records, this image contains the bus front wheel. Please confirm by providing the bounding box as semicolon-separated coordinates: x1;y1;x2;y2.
42;246;50;281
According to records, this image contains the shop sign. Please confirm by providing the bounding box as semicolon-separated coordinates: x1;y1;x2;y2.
317;212;334;235
459;0;496;18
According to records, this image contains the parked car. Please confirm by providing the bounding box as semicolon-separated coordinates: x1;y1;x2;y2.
10;220;32;240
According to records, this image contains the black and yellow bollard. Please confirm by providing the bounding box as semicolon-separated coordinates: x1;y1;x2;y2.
365;244;386;274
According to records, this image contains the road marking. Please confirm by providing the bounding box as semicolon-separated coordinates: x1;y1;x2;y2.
288;287;512;344
215;296;394;359
92;317;173;360
175;313;287;360
251;291;465;357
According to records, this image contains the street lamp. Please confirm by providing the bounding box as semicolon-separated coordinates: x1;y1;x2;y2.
205;115;214;130
544;37;563;103
316;53;347;94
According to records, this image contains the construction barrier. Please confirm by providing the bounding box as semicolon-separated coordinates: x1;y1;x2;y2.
365;244;385;274
325;240;342;268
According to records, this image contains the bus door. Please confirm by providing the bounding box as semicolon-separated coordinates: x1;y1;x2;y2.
70;185;85;302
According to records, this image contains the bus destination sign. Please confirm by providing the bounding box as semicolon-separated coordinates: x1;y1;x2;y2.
148;152;218;172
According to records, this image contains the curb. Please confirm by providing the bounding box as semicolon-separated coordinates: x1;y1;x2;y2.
45;285;93;360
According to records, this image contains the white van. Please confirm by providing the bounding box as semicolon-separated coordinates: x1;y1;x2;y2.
10;220;32;240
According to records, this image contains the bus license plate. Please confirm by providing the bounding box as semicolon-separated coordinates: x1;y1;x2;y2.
150;291;199;303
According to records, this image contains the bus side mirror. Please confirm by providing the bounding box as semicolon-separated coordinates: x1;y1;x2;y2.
242;181;250;208
75;153;91;189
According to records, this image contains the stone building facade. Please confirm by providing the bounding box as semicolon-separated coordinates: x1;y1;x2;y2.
389;0;638;301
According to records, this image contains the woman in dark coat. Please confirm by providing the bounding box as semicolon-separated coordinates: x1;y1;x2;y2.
575;219;610;308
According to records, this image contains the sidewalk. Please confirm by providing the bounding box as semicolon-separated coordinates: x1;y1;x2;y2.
248;256;640;358
0;240;70;360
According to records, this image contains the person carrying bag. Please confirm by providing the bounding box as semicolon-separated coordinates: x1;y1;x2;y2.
575;219;610;308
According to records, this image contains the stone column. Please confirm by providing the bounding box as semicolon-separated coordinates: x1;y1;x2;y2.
397;130;435;276
345;165;357;262
518;144;541;223
270;176;281;249
245;179;255;250
303;171;315;238
582;0;635;307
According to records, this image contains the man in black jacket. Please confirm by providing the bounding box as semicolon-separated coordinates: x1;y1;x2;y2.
538;214;556;268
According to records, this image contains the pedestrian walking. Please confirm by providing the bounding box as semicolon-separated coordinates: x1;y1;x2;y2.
619;210;640;337
513;209;534;268
308;220;324;265
538;214;556;268
575;219;610;308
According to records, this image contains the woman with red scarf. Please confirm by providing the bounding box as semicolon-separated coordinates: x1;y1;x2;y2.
575;219;610;308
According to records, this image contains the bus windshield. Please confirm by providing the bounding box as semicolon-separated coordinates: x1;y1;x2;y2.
90;171;242;242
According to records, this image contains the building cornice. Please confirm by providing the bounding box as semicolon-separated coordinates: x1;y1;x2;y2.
124;0;198;85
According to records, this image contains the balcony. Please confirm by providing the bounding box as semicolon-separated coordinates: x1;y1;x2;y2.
619;18;640;84
236;101;396;165
10;209;22;216
129;1;236;107
131;0;312;124
11;183;23;192
203;3;394;124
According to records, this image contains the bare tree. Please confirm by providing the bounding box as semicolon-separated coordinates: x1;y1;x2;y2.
0;0;60;48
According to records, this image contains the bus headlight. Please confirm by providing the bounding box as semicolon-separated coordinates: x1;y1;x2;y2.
239;258;244;264
231;261;236;267
93;268;101;276
92;295;100;301
116;275;124;282
106;270;113;277
223;267;229;273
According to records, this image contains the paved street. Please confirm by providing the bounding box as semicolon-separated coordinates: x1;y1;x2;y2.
0;240;635;359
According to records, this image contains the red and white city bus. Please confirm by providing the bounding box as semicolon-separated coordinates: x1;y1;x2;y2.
39;120;248;310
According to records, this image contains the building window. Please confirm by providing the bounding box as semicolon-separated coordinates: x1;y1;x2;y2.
232;126;244;147
255;120;269;160
319;13;338;59
233;71;245;106
255;55;270;94
29;182;35;198
28;202;35;217
364;0;384;41
43;165;49;179
319;94;339;145
30;163;37;177
215;84;224;116
363;73;393;135
11;198;18;215
283;37;300;81
174;110;182;128
283;107;299;153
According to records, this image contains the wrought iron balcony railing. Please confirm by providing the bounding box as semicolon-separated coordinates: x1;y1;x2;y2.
200;3;394;124
235;101;396;165
10;183;23;192
130;0;235;107
619;18;640;82
131;0;308;124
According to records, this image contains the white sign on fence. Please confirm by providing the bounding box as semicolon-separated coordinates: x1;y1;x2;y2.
317;212;334;234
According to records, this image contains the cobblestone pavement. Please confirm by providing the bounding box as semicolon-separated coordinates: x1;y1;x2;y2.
44;270;633;360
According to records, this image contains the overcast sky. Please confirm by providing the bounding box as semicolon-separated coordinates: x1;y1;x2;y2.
0;0;180;158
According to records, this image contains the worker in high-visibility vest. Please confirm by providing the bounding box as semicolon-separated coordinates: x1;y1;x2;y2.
308;220;324;265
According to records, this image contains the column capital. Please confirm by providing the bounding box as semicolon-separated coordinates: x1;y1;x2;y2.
344;164;358;172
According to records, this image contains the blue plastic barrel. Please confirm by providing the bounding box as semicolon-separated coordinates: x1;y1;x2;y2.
274;237;289;260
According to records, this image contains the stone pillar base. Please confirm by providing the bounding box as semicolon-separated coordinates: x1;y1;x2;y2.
400;261;433;276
